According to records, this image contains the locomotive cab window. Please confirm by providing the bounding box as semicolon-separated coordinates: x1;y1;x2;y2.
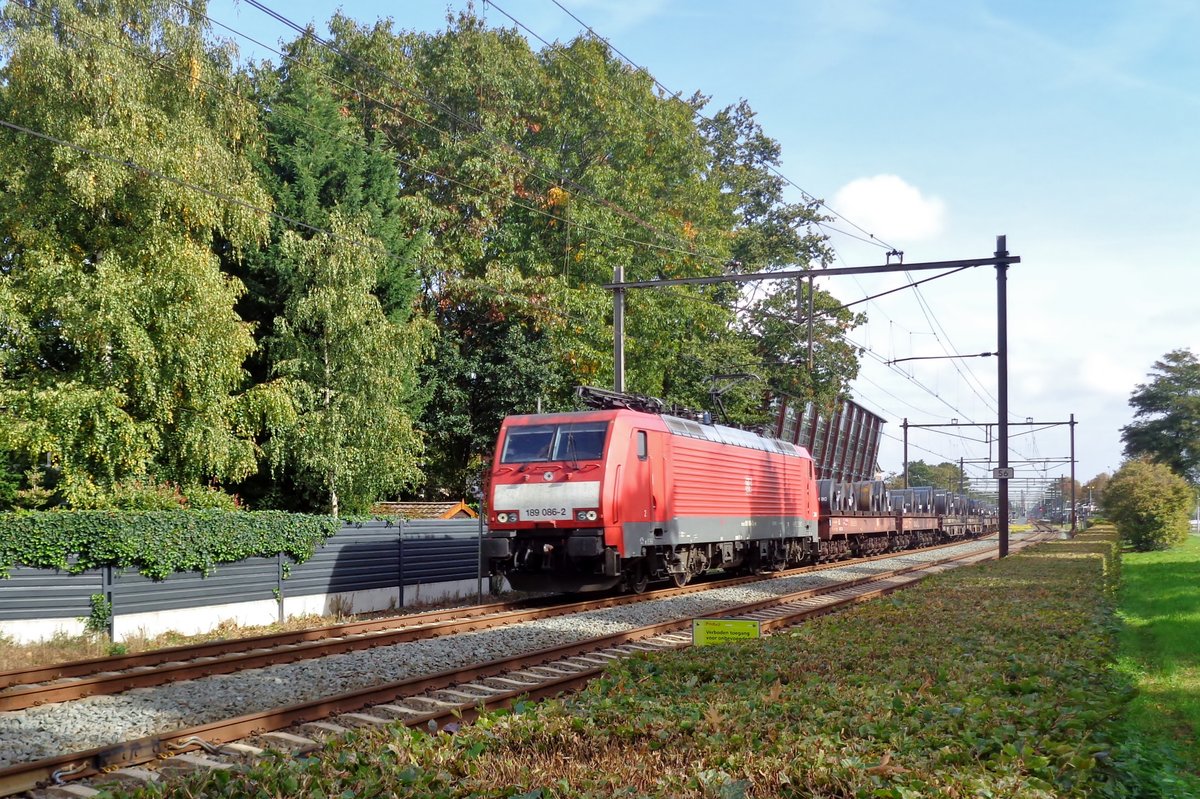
501;422;610;463
501;425;556;463
637;430;648;460
553;421;608;461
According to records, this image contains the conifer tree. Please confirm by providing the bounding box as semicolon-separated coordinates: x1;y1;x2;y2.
237;40;426;514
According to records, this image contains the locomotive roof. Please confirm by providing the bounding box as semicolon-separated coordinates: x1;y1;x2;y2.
503;407;809;459
661;413;808;458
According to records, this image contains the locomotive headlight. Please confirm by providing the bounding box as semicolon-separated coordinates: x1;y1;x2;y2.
497;511;518;523
496;512;508;523
585;510;598;521
574;508;600;522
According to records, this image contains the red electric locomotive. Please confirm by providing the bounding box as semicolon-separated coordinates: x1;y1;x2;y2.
481;387;819;593
481;387;999;594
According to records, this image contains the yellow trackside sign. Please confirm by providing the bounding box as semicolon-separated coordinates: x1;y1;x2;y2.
692;618;761;646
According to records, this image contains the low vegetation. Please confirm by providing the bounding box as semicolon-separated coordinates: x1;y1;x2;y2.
0;595;503;673
98;528;1197;798
0;2;861;514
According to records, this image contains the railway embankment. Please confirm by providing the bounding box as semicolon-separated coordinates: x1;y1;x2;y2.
97;528;1197;798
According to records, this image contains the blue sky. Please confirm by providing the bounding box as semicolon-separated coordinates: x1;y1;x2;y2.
208;0;1200;487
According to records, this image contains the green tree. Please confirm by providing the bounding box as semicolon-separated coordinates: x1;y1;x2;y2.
323;15;751;446
417;267;572;497
740;283;865;416
325;10;541;288
526;36;736;404
266;213;426;517
1121;349;1200;484
885;460;967;491
230;38;426;511
0;0;270;503
304;13;869;480
699;99;863;417
700;99;830;272
1103;459;1192;551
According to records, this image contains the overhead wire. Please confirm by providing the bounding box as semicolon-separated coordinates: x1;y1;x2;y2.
486;0;898;277
702;276;988;428
0;112;603;334
230;0;986;436
0;116;342;242
904;273;1000;413
5;2;673;268
229;0;995;453
240;0;1005;428
686;282;990;433
0;4;792;361
1;2;606;333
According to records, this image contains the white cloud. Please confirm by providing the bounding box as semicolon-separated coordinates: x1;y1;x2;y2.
1079;352;1143;399
832;175;947;241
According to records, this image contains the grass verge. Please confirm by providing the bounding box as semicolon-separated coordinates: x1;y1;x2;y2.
105;531;1196;798
1114;531;1200;786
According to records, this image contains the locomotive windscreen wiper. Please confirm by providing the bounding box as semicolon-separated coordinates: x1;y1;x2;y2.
565;432;580;470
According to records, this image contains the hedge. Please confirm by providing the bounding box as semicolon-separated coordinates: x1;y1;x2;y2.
0;510;339;580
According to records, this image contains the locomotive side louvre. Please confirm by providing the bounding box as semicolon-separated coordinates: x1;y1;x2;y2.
660;434;817;544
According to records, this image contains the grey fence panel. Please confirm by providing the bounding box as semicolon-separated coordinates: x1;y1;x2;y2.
0;566;100;621
109;558;279;614
286;521;401;596
401;520;482;586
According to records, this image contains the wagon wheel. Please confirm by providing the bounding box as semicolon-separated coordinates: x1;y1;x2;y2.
670;570;689;588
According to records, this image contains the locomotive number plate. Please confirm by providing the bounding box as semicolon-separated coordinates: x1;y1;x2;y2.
524;507;570;520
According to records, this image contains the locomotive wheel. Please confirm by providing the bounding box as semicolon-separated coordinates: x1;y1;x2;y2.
630;564;650;594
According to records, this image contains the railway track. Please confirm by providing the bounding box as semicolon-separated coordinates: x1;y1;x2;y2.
0;532;1053;798
0;535;987;712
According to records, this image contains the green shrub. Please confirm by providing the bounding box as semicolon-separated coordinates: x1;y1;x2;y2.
70;478;241;511
81;479;188;511
179;484;242;511
1103;459;1192;551
85;593;112;634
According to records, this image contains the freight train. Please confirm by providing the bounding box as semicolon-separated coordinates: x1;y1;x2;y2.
481;387;998;593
